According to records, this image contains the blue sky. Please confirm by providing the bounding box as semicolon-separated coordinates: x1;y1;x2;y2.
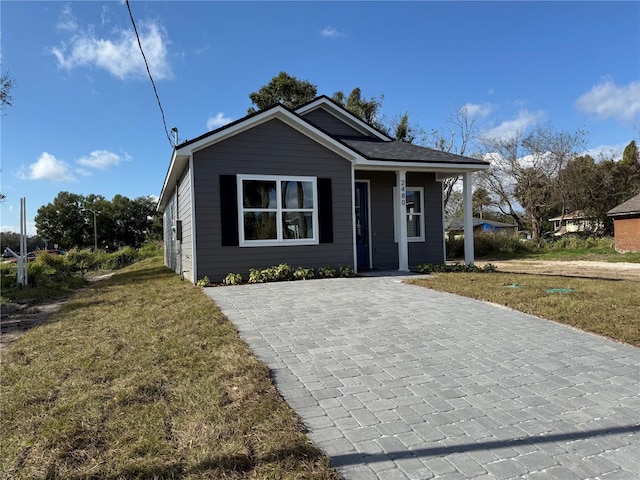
2;1;639;236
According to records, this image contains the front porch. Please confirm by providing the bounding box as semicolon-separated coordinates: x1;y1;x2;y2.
352;169;476;274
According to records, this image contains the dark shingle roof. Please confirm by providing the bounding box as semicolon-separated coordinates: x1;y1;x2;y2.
607;193;640;217
340;137;488;165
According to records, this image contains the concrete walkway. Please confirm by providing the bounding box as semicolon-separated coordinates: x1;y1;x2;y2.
205;276;640;479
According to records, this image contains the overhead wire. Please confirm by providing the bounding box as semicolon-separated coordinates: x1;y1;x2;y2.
125;0;175;148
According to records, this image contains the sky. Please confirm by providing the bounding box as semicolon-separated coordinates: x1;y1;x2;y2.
1;1;639;236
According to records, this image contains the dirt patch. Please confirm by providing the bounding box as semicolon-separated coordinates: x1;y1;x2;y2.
1;273;114;354
1;297;70;353
476;260;640;282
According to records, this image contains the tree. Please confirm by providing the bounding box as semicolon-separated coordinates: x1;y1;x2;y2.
332;88;384;130
34;192;162;250
472;187;492;219
422;105;481;210
248;71;317;113
478;124;586;239
621;140;639;169
1;72;14;111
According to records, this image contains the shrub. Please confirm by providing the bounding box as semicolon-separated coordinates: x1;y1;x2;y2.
102;247;138;270
222;273;243;285
293;266;314;280
248;268;265;284
339;265;355;278
447;233;536;259
137;242;163;259
196;276;211;287
273;263;293;281
317;265;337;278
1;263;17;289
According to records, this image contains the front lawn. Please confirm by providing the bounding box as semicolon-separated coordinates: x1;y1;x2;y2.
0;257;338;479
408;272;640;347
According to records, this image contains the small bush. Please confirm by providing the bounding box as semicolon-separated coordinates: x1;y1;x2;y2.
222;273;243;286
339;265;355;278
293;266;315;280
103;247;138;270
197;276;211;287
273;263;293;281
317;265;337;278
248;268;265;284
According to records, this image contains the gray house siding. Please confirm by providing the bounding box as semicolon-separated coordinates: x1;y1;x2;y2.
163;190;177;271
407;172;445;266
192;118;354;283
300;108;369;138
177;167;194;283
355;171;444;269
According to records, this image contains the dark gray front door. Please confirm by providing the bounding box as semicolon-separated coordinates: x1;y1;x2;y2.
355;182;369;269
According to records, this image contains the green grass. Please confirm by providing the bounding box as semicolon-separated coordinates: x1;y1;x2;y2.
408;272;640;347
1;257;338;480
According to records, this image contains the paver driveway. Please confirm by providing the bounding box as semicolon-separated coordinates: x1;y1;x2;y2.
205;276;640;479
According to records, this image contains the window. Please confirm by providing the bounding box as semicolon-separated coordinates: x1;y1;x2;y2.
394;186;425;242
238;175;318;246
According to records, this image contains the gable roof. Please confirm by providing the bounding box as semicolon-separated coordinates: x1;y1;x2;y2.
158;96;490;211
295;95;392;141
607;193;640;217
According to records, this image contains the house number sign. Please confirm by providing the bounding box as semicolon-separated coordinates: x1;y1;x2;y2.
400;179;406;205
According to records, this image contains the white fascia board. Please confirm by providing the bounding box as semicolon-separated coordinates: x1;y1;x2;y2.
295;98;391;141
184;107;360;162
158;150;190;212
354;160;490;174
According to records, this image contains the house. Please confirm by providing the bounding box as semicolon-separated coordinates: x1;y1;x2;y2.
607;193;640;253
157;96;490;283
446;217;518;239
548;210;603;236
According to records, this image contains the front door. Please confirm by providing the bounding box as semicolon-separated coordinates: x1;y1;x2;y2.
355;182;369;269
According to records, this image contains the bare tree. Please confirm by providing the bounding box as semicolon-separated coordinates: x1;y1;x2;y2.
478;124;586;239
1;72;14;111
421;105;480;209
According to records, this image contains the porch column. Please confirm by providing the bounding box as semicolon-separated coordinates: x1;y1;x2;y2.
396;170;409;272
463;171;474;265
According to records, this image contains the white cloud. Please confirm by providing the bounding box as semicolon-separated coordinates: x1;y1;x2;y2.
22;152;76;182
321;26;343;38
482;109;544;142
461;103;493;118
575;79;640;124
206;112;233;131
77;150;127;169
583;143;626;161
56;4;78;32
51;17;172;80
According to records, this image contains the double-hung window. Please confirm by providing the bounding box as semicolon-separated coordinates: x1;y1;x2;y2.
393;186;425;242
238;175;318;246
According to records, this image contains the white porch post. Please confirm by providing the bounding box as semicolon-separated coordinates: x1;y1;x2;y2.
463;172;474;265
396;170;409;272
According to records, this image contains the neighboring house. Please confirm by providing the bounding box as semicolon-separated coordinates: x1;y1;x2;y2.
548;210;603;236
607;193;640;253
446;217;518;239
157;96;489;283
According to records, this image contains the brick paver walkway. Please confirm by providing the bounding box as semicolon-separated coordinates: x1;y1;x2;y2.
205;276;640;479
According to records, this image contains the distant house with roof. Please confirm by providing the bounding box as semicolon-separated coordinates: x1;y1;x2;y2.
446;217;518;239
548;210;603;236
157;96;490;283
607;193;640;253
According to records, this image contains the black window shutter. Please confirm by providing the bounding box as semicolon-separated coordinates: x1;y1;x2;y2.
220;175;239;246
318;178;333;243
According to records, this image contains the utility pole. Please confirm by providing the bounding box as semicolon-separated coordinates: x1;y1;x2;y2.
82;208;98;251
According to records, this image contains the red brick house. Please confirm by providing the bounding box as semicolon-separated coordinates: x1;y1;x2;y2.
607;193;640;253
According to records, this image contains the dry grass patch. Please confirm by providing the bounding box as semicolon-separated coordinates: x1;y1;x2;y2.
1;257;338;480
408;272;640;347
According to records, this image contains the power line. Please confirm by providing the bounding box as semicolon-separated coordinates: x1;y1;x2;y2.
125;0;175;148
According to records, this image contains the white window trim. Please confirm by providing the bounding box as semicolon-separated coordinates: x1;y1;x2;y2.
393;186;425;243
237;174;319;247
